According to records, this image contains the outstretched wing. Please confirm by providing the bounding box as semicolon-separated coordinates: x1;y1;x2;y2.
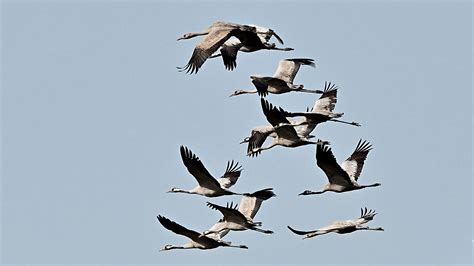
180;146;222;190
220;40;242;71
217;160;242;189
252;77;271;97
350;207;378;226
273;58;315;84
239;188;275;220
312;81;339;113
157;215;201;241
179;28;234;74
206;202;248;223
340;139;372;181
287;226;318;236
261;98;292;127
315;141;353;186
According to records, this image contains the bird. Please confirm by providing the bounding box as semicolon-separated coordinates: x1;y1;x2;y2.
167;146;244;197
285;81;361;135
230;58;323;97
241;82;360;154
157;215;248;250
246;98;328;157
287;208;384;239
177;22;289;74
203;188;276;240
202;188;275;238
177;21;257;74
299;139;381;195
209;25;293;71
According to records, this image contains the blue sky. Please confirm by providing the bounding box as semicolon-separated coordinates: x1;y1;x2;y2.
1;1;472;264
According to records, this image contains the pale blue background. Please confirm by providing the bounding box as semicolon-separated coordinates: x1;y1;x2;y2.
1;0;472;264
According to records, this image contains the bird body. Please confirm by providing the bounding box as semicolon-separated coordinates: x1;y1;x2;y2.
299;140;381;195
287;208;384;239
168;146;243;197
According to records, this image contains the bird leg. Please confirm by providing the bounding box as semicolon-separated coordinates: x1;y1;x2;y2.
329;119;361;127
250;227;274;234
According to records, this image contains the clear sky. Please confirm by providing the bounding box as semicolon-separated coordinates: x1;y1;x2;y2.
1;0;472;265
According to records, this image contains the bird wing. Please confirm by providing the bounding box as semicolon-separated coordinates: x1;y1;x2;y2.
272;58;315;84
180;146;222;190
238;188;275;220
217;160;242;189
251;77;272;97
180;27;234;74
340;139;372;182
312;81;338;113
205;221;230;240
247;129;270;157
287;226;319;235
315;141;353;187
157;215;202;241
206;202;249;223
261;99;301;140
353;207;378;225
220;41;243;71
260;98;292;127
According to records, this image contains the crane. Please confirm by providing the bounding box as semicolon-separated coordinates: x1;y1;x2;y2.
168;146;243;197
157;215;248;250
230;58;323;97
201;188;276;238
299;140;381;195
246;98;328;157
287;208;384;239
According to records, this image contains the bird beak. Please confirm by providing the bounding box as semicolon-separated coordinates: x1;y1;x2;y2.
229;93;235;97
239;140;247;144
177;37;184;41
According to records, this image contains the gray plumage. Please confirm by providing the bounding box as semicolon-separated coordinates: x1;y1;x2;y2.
168;146;243;197
299;140;381;195
287;208;384;239
157;215;248;250
230;58;323;97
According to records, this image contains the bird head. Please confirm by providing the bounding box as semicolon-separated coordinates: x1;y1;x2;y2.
159;244;174;251
230;90;247;97
177;33;193;41
167;187;179;193
240;137;250;144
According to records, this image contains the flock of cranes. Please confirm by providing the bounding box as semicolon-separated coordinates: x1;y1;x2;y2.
158;21;383;251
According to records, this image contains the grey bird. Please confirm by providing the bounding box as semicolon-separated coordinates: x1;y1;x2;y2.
203;188;276;240
288;208;384;239
168;146;243;197
230;58;323;97
299;140;381;195
246;98;328;157
178;22;289;74
157;215;248;250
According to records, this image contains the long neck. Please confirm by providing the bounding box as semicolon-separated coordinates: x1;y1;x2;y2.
170;188;194;194
162;245;193;251
188;31;209;38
